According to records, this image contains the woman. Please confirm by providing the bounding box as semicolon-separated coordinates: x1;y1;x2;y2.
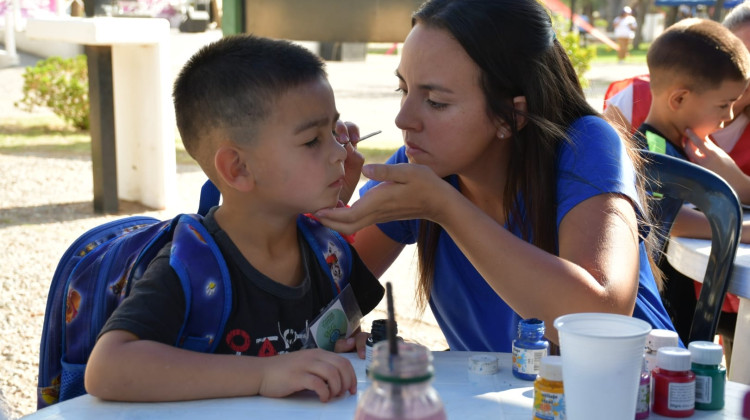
323;0;676;351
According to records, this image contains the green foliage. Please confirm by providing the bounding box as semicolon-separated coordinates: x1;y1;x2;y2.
549;14;596;87
15;55;90;131
559;30;596;88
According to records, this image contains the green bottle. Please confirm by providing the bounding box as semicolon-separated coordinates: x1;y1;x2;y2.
688;341;726;410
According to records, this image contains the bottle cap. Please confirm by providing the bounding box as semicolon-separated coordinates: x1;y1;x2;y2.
646;329;679;352
468;354;499;375
539;355;563;382
688;341;723;366
656;347;691;371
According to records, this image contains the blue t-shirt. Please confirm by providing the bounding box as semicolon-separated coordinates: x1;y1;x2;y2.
360;116;676;352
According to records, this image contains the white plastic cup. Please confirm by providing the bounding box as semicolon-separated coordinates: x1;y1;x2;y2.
554;313;651;420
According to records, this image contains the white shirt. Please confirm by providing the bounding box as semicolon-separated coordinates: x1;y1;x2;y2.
614;15;637;39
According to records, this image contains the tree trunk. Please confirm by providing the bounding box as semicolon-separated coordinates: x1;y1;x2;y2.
632;0;651;50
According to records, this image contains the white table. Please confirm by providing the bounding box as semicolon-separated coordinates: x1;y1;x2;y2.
22;352;750;419
667;232;750;386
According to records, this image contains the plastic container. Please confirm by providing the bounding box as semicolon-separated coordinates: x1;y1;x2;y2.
512;318;549;380
533;355;565;420
636;356;650;419
366;319;394;374
645;329;679;373
688;341;725;410
354;341;446;420
651;347;695;418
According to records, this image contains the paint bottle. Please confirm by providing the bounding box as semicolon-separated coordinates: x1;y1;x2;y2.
512;318;549;380
636;356;650;419
355;341;447;420
533;355;565;420
651;347;695;418
645;329;679;373
688;341;725;410
366;319;394;375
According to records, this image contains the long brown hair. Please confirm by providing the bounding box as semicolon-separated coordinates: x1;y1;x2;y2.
411;0;661;311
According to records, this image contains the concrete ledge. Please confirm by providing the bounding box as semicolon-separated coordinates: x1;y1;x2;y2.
1;30;83;59
26;16;170;45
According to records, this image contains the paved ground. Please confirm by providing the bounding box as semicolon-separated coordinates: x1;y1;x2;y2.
0;29;648;419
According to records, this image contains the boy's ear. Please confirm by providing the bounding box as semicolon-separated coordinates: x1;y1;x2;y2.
214;144;254;192
667;88;690;111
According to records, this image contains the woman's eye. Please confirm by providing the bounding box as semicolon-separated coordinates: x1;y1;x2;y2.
426;99;448;110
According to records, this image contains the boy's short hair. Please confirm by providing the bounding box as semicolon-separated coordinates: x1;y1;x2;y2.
647;18;750;93
173;35;327;169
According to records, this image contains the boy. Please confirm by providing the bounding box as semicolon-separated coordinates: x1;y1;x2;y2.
637;18;750;240
636;18;750;345
84;35;384;403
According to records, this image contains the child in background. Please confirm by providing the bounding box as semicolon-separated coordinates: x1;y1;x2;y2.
84;35;384;403
634;18;750;350
605;2;750;186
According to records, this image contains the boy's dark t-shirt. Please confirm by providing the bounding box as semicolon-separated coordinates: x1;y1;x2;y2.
100;207;384;357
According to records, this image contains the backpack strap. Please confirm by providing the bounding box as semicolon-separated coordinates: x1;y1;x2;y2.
169;214;232;353
297;215;352;295
198;180;221;217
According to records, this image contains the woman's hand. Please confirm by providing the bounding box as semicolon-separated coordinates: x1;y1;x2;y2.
315;162;453;235
335;120;365;205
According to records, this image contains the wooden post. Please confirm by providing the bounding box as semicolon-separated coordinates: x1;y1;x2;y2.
85;45;119;214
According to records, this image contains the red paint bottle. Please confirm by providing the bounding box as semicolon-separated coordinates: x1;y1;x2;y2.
651;347;695;418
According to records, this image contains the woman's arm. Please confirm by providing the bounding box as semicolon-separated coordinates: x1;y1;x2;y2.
316;164;642;344
85;330;357;402
351;224;405;278
432;188;641;344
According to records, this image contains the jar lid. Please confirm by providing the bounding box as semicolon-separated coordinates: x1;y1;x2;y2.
657;347;691;371
539;355;563;381
468;354;499;375
646;329;679;351
688;341;723;366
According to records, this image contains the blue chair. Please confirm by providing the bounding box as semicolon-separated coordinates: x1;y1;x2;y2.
642;150;742;344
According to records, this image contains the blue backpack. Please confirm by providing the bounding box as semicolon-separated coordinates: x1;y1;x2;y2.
37;180;353;409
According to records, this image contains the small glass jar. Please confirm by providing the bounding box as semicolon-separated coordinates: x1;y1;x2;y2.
688;341;725;410
354;341;446;420
636;355;650;419
365;319;391;374
645;329;679;373
512;318;549;380
651;347;695;418
533;355;565;420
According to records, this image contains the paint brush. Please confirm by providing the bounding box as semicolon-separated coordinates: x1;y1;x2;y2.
358;130;382;142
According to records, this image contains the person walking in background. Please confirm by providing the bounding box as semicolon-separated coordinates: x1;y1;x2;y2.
614;6;637;63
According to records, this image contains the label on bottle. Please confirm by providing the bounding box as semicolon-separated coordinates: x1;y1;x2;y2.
636;380;650;415
533;389;565;420
365;344;374;372
694;375;712;404
513;346;545;375
667;381;695;411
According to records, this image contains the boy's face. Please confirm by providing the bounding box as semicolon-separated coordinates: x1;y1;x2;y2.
680;79;748;138
246;76;347;214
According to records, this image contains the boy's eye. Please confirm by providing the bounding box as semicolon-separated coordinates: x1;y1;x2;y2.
395;87;407;95
304;137;321;147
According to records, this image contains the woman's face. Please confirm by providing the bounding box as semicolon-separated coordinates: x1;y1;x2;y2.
395;23;502;178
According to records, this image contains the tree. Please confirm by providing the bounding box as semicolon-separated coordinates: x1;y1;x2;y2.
633;0;653;50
